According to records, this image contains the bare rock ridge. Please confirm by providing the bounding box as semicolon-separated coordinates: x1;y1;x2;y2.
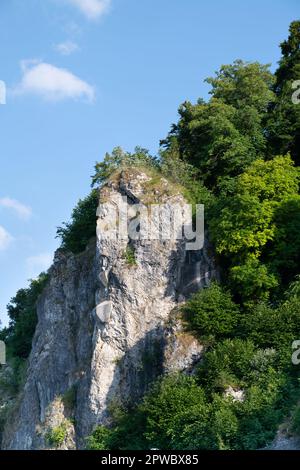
2;169;217;450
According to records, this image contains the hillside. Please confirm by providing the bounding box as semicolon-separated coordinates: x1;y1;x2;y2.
1;20;300;450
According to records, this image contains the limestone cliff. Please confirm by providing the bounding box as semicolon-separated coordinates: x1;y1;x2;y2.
2;169;217;450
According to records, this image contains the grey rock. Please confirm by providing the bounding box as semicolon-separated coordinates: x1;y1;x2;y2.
99;271;109;287
163;313;204;374
95;301;112;324
2;168;217;450
267;436;300;450
224;386;245;403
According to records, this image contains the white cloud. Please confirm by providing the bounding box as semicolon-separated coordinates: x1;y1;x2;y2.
0;197;32;220
0;226;13;252
26;253;53;277
14;60;95;102
55;40;80;56
67;0;111;20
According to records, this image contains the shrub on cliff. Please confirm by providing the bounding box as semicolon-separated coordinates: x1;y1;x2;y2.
183;283;239;340
92;146;159;187
56;189;99;254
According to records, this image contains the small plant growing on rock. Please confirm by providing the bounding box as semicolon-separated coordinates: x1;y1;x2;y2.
123;246;137;267
46;423;67;448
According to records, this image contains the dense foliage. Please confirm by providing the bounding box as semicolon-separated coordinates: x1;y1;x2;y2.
88;279;300;450
183;282;239;340
267;21;300;164
0;272;49;423
0;273;49;360
56;189;99;254
161;60;275;192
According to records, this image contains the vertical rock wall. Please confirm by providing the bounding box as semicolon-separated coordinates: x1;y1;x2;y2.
2;169;217;449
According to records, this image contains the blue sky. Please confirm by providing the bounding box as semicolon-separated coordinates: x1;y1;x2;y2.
0;0;298;326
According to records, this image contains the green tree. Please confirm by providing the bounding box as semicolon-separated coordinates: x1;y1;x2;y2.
0;273;49;359
209;155;299;301
210;155;299;260
140;374;211;450
229;259;278;305
183;283;239;340
240;284;300;354
267;21;300;164
56;189;99;254
270;196;300;284
197;339;257;393
162;60;275;191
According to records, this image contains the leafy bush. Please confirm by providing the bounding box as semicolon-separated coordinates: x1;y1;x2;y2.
270;196;300;285
240;296;300;353
183;283;239;340
46;423;67;448
140;374;210;450
210;155;299;261
56;189;99;254
197;339;257;392
86;366;294;450
87;426;113;450
229;259;279;305
92;147;159;187
87;375;211;450
123;246;137;267
87;400;148;450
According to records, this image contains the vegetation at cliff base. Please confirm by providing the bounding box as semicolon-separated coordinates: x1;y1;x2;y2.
0;273;49;439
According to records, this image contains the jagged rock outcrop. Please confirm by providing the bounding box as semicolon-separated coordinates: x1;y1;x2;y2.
2;168;217;450
0;366;16;445
2;241;97;450
163;311;204;375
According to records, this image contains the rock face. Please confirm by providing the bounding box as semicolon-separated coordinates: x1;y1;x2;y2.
268;435;300;450
2;242;97;450
266;420;300;450
2;169;217;450
163;311;204;375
